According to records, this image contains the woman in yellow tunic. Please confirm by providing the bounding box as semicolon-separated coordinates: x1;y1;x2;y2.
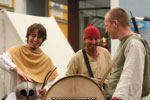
0;23;58;100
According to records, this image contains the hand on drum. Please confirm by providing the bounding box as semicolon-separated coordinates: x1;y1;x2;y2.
39;88;47;97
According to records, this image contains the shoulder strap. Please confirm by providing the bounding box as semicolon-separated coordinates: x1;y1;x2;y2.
82;49;94;78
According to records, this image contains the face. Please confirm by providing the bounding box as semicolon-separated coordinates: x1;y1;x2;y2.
84;37;100;52
105;15;118;39
28;29;43;50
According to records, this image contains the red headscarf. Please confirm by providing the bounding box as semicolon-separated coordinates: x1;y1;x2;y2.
83;21;100;39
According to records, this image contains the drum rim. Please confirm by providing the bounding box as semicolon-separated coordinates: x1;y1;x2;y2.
44;75;107;100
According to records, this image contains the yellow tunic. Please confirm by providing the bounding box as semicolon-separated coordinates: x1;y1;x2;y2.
8;44;58;83
66;47;111;79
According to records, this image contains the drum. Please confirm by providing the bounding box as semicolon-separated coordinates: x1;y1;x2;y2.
44;75;106;100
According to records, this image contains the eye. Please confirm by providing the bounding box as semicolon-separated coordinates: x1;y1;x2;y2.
95;38;98;40
38;33;43;39
38;36;43;39
31;34;36;38
88;38;92;40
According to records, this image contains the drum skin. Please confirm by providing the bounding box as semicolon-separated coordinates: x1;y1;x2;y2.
44;75;106;100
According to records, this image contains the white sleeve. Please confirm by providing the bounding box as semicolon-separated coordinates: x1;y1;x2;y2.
112;39;145;100
0;52;16;72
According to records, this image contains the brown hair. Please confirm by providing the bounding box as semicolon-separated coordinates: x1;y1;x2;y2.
26;23;47;43
107;8;130;27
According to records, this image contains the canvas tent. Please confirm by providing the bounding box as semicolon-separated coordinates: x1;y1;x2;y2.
0;10;74;99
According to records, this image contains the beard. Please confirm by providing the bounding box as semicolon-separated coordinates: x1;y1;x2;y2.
29;44;39;50
30;46;37;50
87;44;97;52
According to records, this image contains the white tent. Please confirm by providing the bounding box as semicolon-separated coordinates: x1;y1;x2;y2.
0;10;75;99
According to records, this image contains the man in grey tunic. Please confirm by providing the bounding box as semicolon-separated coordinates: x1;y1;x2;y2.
104;8;150;100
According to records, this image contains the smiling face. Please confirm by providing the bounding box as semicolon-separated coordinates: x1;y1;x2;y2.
26;23;47;50
84;37;100;52
27;29;43;50
104;8;130;39
104;16;118;39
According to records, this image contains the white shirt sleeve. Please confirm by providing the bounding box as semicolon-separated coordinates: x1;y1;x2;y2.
0;52;16;71
112;39;146;100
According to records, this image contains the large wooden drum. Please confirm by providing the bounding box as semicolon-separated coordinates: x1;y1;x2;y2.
44;75;106;100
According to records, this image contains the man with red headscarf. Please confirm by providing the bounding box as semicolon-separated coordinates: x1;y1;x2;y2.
66;22;111;85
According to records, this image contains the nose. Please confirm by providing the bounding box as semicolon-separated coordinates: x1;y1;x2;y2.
91;39;96;44
33;36;38;41
105;29;108;34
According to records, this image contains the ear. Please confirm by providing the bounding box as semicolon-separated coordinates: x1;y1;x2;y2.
113;20;119;28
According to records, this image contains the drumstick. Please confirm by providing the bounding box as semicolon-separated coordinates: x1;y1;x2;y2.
99;64;113;86
41;67;57;89
37;68;57;99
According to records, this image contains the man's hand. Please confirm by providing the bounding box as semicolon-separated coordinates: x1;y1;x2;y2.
13;67;33;82
39;88;47;97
